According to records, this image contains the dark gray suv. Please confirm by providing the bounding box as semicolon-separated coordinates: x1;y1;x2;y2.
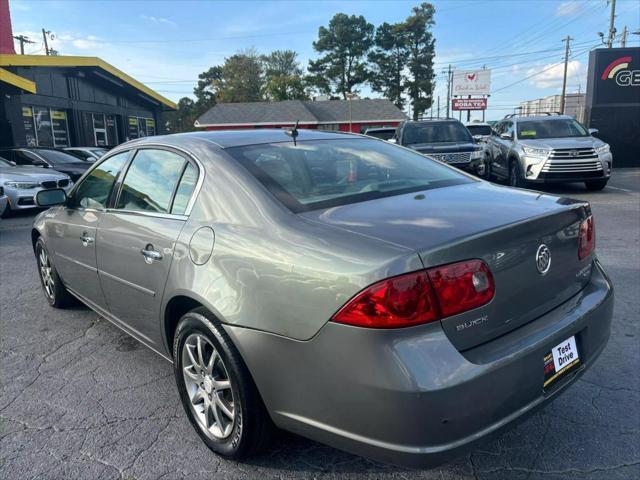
392;119;485;176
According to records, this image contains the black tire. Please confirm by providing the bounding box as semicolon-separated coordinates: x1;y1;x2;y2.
1;203;11;218
35;237;75;308
173;307;272;459
508;160;526;188
483;154;493;181
585;179;608;191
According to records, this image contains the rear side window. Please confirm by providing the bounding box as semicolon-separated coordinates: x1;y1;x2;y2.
72;151;129;209
117;149;186;213
171;163;198;214
227;138;472;213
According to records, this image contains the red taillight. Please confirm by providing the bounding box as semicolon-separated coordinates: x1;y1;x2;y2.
331;259;495;328
578;215;595;260
331;271;439;328
427;260;495;318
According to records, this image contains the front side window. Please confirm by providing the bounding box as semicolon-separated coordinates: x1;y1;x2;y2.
71;151;129;209
227;138;472;212
117;149;186;213
517;119;588;139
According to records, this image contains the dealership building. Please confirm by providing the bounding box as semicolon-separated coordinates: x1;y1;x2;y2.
0;2;175;148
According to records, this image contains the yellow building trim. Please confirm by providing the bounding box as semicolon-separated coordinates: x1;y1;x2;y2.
0;67;37;94
0;54;176;109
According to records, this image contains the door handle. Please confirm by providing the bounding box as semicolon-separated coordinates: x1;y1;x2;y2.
80;232;94;247
140;244;163;264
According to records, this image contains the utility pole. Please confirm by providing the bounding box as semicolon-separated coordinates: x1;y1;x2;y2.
560;36;573;115
437;95;440;118
42;29;50;55
13;35;35;55
606;0;617;48
442;65;453;118
620;25;628;47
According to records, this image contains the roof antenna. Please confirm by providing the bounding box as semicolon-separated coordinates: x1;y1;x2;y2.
285;120;299;146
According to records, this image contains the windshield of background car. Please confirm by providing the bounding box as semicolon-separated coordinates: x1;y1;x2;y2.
403;122;473;144
227;138;473;212
37;149;85;165
466;125;492;136
517;119;589;139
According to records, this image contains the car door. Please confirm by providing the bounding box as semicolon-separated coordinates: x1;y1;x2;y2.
45;151;130;311
96;147;199;348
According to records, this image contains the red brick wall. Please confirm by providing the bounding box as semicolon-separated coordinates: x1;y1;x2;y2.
0;0;16;54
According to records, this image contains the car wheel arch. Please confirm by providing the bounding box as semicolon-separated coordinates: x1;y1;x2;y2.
31;228;42;253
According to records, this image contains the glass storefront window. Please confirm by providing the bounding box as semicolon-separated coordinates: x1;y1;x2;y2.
33;107;54;147
23;106;70;147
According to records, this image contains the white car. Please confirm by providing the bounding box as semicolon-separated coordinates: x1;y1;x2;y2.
0;157;73;217
64;147;109;163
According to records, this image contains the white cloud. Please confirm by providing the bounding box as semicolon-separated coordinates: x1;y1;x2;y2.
527;60;583;89
556;1;580;17
140;15;178;28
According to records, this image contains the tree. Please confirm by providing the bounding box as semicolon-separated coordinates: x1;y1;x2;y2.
262;50;308;101
307;13;374;99
368;22;409;109
404;3;436;120
216;49;264;103
193;66;222;113
165;97;197;133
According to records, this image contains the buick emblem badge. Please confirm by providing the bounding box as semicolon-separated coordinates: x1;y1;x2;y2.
536;244;551;275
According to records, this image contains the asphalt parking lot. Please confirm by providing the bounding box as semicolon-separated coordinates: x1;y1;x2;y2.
1;170;639;480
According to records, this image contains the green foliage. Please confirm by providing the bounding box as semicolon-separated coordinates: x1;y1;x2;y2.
404;3;436;120
262;50;308;101
307;13;374;99
368;22;410;109
165;97;197;133
215;49;264;103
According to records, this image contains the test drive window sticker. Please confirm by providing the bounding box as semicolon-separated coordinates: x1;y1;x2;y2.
601;56;640;87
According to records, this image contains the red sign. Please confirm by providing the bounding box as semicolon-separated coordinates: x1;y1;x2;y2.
452;98;487;111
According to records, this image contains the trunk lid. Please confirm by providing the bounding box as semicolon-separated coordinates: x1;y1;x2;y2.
300;182;593;350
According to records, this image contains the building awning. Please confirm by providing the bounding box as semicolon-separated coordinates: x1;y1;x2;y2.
0;54;176;110
0;66;36;93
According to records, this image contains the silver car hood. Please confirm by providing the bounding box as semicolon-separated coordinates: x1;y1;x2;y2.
518;136;605;150
0;167;69;182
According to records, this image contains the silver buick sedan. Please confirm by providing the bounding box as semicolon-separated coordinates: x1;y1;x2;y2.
32;129;613;467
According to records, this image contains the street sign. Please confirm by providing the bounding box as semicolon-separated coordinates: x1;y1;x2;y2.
452;70;491;96
452;98;487;111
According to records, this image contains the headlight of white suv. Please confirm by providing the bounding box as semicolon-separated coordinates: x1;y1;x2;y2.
595;144;610;154
4;181;39;189
522;146;551;157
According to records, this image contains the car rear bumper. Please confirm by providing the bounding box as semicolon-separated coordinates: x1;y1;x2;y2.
224;259;613;468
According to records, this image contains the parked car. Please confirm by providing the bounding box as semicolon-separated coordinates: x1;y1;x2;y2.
64;147;109;163
363;126;396;141
0;185;6;217
0;156;72;217
465;121;493;142
392;118;485;176
32;129;612;468
0;147;90;182
486;114;612;190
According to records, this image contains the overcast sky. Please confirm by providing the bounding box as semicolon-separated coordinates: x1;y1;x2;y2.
10;0;640;120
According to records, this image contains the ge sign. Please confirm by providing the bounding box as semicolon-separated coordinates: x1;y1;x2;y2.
452;70;491;96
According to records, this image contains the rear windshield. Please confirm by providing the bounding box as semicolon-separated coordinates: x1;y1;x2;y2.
466;125;492;136
226;138;472;212
517;119;588;139
365;129;395;140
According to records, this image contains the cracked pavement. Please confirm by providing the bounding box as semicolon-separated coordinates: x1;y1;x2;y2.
1;170;639;480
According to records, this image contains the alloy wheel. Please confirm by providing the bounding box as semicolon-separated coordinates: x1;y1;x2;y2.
182;333;236;439
38;248;55;300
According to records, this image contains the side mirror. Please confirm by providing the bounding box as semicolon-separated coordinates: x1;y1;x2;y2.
32;159;49;168
387;138;397;144
36;188;67;207
473;134;484;142
588;128;599;136
500;133;513;140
